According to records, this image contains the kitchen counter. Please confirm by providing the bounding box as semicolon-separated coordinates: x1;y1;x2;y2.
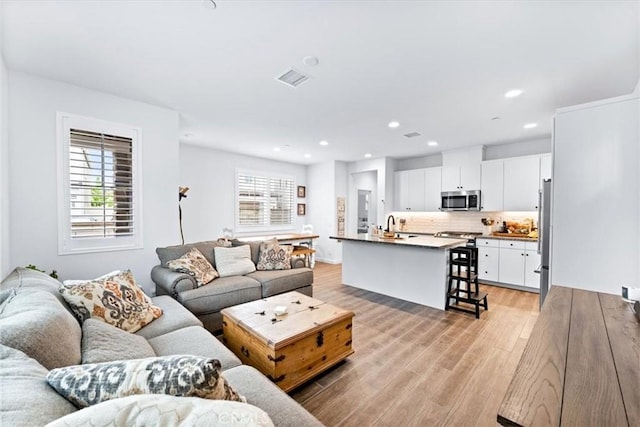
479;235;538;242
330;234;467;310
330;234;468;249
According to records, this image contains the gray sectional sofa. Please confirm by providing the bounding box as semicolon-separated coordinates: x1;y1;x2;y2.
0;267;322;427
151;239;314;333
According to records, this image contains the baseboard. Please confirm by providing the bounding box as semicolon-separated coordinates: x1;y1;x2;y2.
315;257;342;265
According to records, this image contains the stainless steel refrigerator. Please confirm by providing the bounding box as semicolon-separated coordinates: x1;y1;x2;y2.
536;179;551;309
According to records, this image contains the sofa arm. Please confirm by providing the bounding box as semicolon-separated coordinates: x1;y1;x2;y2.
151;265;197;298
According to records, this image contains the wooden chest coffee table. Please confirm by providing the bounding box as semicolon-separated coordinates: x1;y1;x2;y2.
221;291;354;392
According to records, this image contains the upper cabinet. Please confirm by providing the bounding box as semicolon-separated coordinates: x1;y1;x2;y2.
481;154;552;212
394;169;425;211
424;167;442;211
394;167;442;212
480;160;504;211
441;146;484;191
503;156;541;211
441;164;481;191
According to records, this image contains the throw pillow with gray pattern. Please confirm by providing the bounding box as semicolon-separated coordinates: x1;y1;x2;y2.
47;355;245;408
167;248;219;286
257;238;293;271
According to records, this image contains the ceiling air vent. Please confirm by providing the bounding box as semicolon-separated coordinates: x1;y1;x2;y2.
276;68;310;88
403;132;421;138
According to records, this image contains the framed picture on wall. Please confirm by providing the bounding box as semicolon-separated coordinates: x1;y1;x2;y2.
297;186;306;198
297;203;306;216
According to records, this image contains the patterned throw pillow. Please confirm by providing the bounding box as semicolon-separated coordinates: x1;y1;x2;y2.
167;248;219;286
46;395;274;427
60;270;163;333
257;238;293;271
47;355;245;408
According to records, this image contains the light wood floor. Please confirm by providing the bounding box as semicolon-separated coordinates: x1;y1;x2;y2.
290;262;539;427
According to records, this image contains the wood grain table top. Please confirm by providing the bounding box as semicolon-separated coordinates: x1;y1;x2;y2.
221;291;354;350
497;286;639;427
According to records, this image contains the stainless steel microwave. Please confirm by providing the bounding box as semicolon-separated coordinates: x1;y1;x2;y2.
441;190;481;211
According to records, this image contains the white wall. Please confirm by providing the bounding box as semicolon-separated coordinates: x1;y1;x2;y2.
396;153;441;171
8;72;179;293
0;54;9;277
352;171;377;230
395;138;551;172
179;144;307;242
552;94;639;294
306;160;347;264
347;157;394;233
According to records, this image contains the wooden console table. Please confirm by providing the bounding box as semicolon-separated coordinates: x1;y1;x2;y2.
498;286;639;426
237;233;319;268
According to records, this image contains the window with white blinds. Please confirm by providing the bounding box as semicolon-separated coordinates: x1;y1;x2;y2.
236;170;295;231
69;129;134;238
57;113;142;254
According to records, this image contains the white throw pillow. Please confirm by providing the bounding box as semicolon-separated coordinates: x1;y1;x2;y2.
214;246;256;277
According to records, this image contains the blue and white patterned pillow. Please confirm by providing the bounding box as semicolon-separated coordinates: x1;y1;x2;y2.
47;355;245;408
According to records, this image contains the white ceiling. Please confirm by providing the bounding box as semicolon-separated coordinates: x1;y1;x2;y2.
2;0;639;165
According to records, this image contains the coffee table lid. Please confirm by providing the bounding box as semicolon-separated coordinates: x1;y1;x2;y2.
222;291;354;349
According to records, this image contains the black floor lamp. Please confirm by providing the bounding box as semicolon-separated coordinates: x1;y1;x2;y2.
179;186;189;245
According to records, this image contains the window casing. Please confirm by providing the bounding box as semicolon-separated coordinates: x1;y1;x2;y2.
57;113;142;254
236;170;295;233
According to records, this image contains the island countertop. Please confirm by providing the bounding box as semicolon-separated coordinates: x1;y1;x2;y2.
330;234;467;249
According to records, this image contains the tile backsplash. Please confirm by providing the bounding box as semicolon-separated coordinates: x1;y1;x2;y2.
388;211;538;234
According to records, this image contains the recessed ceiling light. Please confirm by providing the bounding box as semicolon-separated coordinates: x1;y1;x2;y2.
505;89;523;98
302;56;319;66
388;121;400;128
304;153;311;159
273;147;281;152
364;153;372;158
523;123;538;129
201;0;217;10
319;140;329;146
427;141;438;147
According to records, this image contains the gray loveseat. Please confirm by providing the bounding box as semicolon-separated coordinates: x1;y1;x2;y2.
151;239;314;333
0;267;322;427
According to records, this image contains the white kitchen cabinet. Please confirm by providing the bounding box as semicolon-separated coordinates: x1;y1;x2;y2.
480;160;503;211
497;240;540;289
498;244;526;286
407;169;425;210
503;156;540;211
394;169;425;211
441;164;481;191
524;246;541;288
394;170;408;211
540;154;552;185
477;238;500;282
423;167;442;211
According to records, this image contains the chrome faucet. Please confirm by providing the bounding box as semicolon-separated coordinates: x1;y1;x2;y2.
386;215;396;232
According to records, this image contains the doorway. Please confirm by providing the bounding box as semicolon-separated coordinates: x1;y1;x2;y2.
357;190;372;234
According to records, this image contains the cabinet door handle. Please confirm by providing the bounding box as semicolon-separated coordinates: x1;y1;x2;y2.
521;253;524;256
526;253;529;256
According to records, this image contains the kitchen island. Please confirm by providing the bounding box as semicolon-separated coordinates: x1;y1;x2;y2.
330;234;467;310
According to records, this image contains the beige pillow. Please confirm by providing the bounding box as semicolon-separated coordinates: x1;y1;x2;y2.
47;355;245;408
81;318;156;364
257;238;293;271
60;270;163;333
45;395;274;427
167;248;219;286
214;245;256;277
